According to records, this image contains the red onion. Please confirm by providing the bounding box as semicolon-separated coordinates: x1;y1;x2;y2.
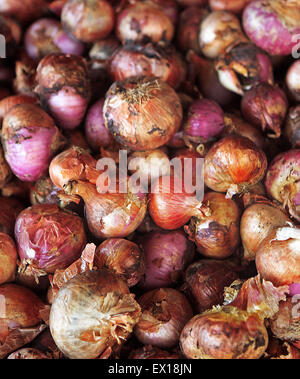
183;98;225;144
209;0;250;13
61;0;115;43
135;288;193;348
1;104;65;182
0;95;37;123
0;197;24;236
285;105;300;148
49;269;141;359
241;83;288;138
84;98;114;152
89;36;121;61
216;42;274;96
172;148;204;188
243;0;300;56
138;229;195;290
15;204;86;276
7;348;51;359
0;232;17;285
0;0;47;24
286;60;300;103
116;2;174;44
35;54;90;130
94;238;145;287
25;18;85;60
128;345;183;359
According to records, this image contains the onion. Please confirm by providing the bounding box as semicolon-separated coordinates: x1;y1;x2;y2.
35;54;90;131
199;10;247;59
0;0;47;24
128;345;183;359
241;201;293;262
49;269;141;359
286;60;300;103
209;0;250;13
0;233;17;285
138;229;195;290
109;43;186;89
14;204;86;277
29;176;65;206
94;238;145;287
89;36;120;61
24;18;85;60
48;0;67;16
135;288;193;348
0;94;37;123
242;0;300;56
103;76;182;151
185;192;241;259
180;305;268;359
61;0;115;43
1;104;65;182
265;339;300;359
0;15;20;57
7;348;51;359
255;225;300;287
265;149;300;221
148;0;179;24
0;144;12;189
241;83;288;138
285;105;300;148
215;42;274;96
0;197;24;236
204;135;267;198
13;58;37;97
172;148;204;188
116;2;174;44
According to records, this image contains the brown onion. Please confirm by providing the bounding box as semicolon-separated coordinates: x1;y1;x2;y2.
0;197;24;236
180;305;268;359
183;259;239;313
0;232;17;285
103;76;182;151
0;94;37;123
135;288;193;348
49;269;141;359
204;135;267;198
284;105;300;149
94;238;145;287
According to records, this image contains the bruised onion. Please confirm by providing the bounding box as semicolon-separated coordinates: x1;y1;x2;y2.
116;2;174;44
14;204;86;276
0;94;37;123
0;233;17;285
35;54;90;130
185;192;241;259
138;229;195;290
7;348;51;359
285;106;300;148
209;0;250;13
0;0;47;24
241;83;288;138
286;60;300;103
0;197;24;236
204;135;267;198
180;305;268;359
108;43;186;89
94;238;145;287
103;76;182;151
242;0;300;56
135;288;193;348
61;0;115;43
1;104;65;182
49;269;141;359
128;345;182;359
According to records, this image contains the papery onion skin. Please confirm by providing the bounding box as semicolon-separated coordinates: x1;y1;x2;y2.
241;83;288;138
242;0;300;56
128;345;183;359
285;105;300;148
286;60;300;103
116;2;174;44
138;229;195;290
209;0;250;13
35;54;90;130
94;238;145;287
180;306;268;359
108;43;186;89
0;233;17;285
14;204;86;274
61;0;115;43
0;197;24;236
7;348;51;359
135;288;193;348
185;192;241;259
49;269;141;359
0;0;47;24
204;135;267;197
255;226;300;287
103;76;182;151
2;104;65;182
0;94;37;123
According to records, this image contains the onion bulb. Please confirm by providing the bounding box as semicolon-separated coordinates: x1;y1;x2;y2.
0;232;17;285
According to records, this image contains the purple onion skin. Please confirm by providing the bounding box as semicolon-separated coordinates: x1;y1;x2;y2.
184;99;225;143
243;0;300;56
84;98;114;151
25;18;85;60
139;229;195;290
289;283;300;297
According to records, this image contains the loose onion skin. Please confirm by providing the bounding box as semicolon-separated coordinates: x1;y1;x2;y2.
61;0;115;43
128;345;182;359
116;2;174;44
256;226;300;287
1;104;65;182
49;269;141;359
185;192;241;259
103;76;182;151
94;238;145;287
0;233;17;285
14;204;86;275
135;288;193;349
0;197;24;236
180;306;268;359
285;106;300;148
204;135;267;198
108;43;186;89
138;229;195;290
0;0;47;24
286;60;300;103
